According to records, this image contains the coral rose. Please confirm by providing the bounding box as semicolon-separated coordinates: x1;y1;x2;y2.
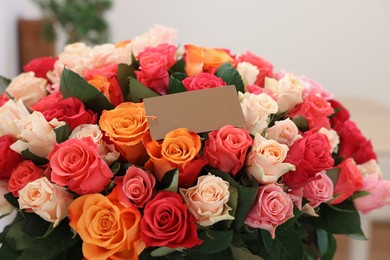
8;160;42;197
99;102;149;165
141;191;202;248
180;173;234;226
68;186;144;260
18;177;73;227
48;137;113;195
182;73;226;91
203;125;252;176
0;135;23;179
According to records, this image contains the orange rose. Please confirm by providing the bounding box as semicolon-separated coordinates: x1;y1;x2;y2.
99;102;149;165
68;185;145;260
88;75;123;106
143;128;207;187
184;44;234;76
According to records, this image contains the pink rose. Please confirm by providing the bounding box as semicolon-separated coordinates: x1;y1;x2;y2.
182;73;226;91
48;137;113;195
203;125;252;176
303;171;334;207
354;176;390;214
245;183;294;239
120;166;156;208
236;51;274;87
18;177;73;227
300;75;333;100
37;97;97;130
247;84;277;99
8;160;42;197
266;118;301;147
0;135;23;179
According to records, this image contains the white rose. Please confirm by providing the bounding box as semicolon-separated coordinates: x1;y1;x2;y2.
236;62;259;88
0;99;30;137
318;127;340;153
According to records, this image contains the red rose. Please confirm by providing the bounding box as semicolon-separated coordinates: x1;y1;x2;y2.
23;56;57;79
31;92;63;112
40;97;97;129
283;132;334;189
203;125;252;175
236;51;273;87
334;120;377;164
141;191;202;248
330;158;364;204
0;93;10;107
329;99;350;127
48;137;113;195
0;135;23;179
8;160;42;196
289;94;334;130
182;73;226;91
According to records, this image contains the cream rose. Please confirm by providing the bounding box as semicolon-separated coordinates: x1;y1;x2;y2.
318;127;340;153
236;62;259;89
180;173;234;226
246;134;295;184
0;179;14;216
358;159;383;178
86;44;132;71
239;92;278;135
0;99;30;137
265;73;304;112
6;72;47;108
10;112;65;157
266;118;302;146
18;177;73;227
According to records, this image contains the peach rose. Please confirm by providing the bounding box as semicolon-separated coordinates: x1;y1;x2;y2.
18;177;73;227
318;127;340;153
6;72;47;108
246;134;295;184
99;102;149;165
0;179;14;216
0;99;30;137
303;171;334;207
239;92;278;135
236;61;259;89
10;112;65;157
266;118;301;146
68;186;145;260
180;173;234;226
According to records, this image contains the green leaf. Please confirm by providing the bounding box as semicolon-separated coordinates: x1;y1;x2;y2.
128;77;159;103
53;124;71;143
326;168;339;187
193;229;234;254
21;213;52;237
131;52;140;69
0;75;11;94
322;233;337;260
351;191;370;200
316;228;329;257
168;72;187;94
314;202;366;239
60;68;114;114
163;169;179;193
21;149;49;165
215;63;244;93
117;63;136;101
157;168;179;191
261;225;304;260
291;116;309;132
150;246;177;257
169;58;186;74
0;239;21;259
4;192;19;209
230;245;264;260
110;161;121;174
326;199;357;213
209;169;258;231
5;220;36;250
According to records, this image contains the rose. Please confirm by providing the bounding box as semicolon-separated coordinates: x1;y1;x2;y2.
143;128;206;187
184;44;234;76
334;120;377;164
141;191;202;248
300;75;333;100
84;63;118;80
0;180;14;216
318;127;340;153
10;112;65;158
68;186;144;260
283;131;334;189
266;118;301;146
247;84;277;99
330;158;364;204
288;94;334;130
182;73;226;91
246;134;295;184
202;125;252;175
8;160;42;197
23;56;57;79
99;102;149;165
18;177;73;227
236;62;259;88
245;183;294;239
0;135;23;179
265;74;304;112
6;72;47;108
86;44;132;71
179;173;234;226
36;97;97;130
329;99;350;127
303;171;334;207
48;137;113;195
121;166;156;208
87;75;124;106
239;92;278;135
236;51;274;87
31;92;63;112
0;99;30;137
69;124;119;165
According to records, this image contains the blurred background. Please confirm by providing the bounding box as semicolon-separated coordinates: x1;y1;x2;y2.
1;1;389;259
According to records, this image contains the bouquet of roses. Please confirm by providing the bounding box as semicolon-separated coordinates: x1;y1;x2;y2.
0;25;389;260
